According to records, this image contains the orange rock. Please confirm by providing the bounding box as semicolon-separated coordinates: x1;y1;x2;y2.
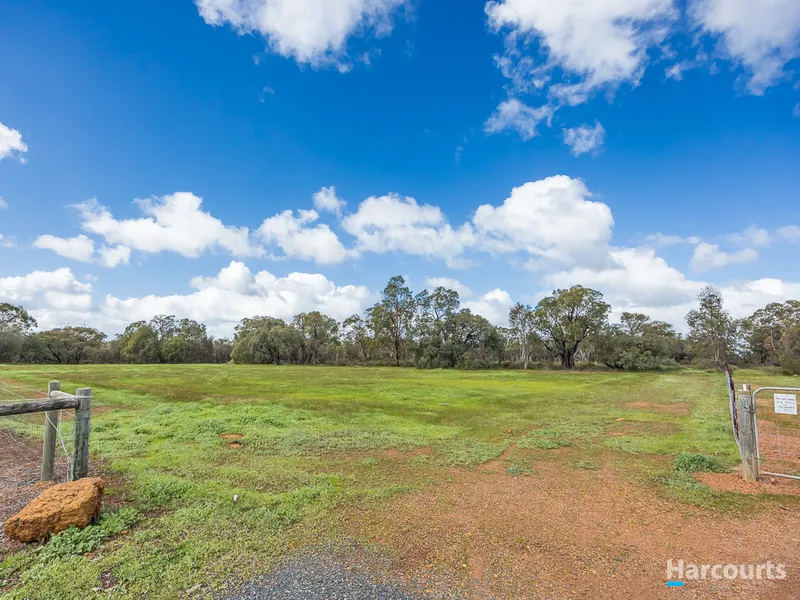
3;478;104;542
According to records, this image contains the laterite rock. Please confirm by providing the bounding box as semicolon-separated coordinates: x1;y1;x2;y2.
3;477;104;542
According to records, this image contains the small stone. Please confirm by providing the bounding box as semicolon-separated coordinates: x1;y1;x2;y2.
3;478;104;543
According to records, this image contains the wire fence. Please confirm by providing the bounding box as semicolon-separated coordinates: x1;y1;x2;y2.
755;391;800;479
0;378;76;483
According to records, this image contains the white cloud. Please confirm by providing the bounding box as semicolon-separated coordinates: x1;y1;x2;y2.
259;85;276;102
33;234;132;268
0;197;7;209
563;122;606;156
794;103;800;118
312;186;346;215
0;234;15;248
43;291;93;312
0;121;27;161
665;63;686;81
33;234;96;262
342;194;476;268
99;245;132;268
545;246;704;309
258;209;352;264
191;260;256;294
623;279;800;333
484;98;554;140
104;261;371;334
462;289;514;326
691;0;800;93
727;225;771;248
0;268;92;305
539;246;799;331
689;242;758;272
487;0;676;103
196;0;406;68
425;277;473;298
777;225;800;242
722;224;800;248
648;224;800;251
485;0;799;133
644;232;703;246
473;175;614;267
76;192;262;259
720;278;800;319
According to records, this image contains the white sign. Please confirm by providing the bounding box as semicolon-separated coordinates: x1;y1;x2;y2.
774;394;798;415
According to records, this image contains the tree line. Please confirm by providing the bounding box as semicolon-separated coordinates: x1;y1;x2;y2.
1;276;798;373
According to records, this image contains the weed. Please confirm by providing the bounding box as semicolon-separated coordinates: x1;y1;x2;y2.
674;452;730;473
571;460;600;470
135;476;195;509
506;465;533;476
38;508;139;562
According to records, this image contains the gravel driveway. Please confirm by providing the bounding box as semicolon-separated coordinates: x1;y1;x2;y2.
219;552;438;600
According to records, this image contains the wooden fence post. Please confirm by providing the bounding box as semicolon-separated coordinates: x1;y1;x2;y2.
71;388;92;481
738;384;758;482
41;381;60;482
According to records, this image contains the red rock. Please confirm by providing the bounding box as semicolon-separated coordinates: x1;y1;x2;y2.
3;478;104;542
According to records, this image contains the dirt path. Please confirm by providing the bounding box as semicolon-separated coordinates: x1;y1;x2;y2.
342;449;800;600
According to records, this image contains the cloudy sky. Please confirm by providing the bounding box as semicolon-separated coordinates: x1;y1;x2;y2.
1;0;799;337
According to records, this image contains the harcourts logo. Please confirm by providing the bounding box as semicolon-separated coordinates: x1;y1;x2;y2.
666;560;787;587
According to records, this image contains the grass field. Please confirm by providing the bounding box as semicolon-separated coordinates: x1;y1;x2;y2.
2;365;800;599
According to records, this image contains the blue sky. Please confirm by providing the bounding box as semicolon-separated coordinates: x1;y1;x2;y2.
1;0;799;336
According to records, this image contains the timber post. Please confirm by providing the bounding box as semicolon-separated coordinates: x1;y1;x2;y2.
40;380;60;481
737;384;758;482
71;388;92;480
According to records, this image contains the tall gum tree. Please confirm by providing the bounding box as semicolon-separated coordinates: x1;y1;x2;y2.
532;286;610;369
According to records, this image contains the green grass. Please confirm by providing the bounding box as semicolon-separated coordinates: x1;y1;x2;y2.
0;365;792;599
674;451;730;473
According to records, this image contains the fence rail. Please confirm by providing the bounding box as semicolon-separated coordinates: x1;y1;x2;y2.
0;380;92;481
0;397;79;417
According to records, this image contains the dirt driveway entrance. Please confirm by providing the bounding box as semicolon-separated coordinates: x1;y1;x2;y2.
342;448;800;600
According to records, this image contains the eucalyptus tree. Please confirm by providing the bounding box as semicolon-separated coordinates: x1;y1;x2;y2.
0;303;37;362
369;276;416;366
342;314;372;363
686;286;741;370
508;303;536;369
532;286;610;369
744;300;800;373
293;311;339;365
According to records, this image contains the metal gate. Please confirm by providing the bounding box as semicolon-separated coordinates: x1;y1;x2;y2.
753;386;800;481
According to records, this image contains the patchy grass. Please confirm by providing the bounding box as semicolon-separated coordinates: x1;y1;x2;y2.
674;451;731;474
0;365;784;599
